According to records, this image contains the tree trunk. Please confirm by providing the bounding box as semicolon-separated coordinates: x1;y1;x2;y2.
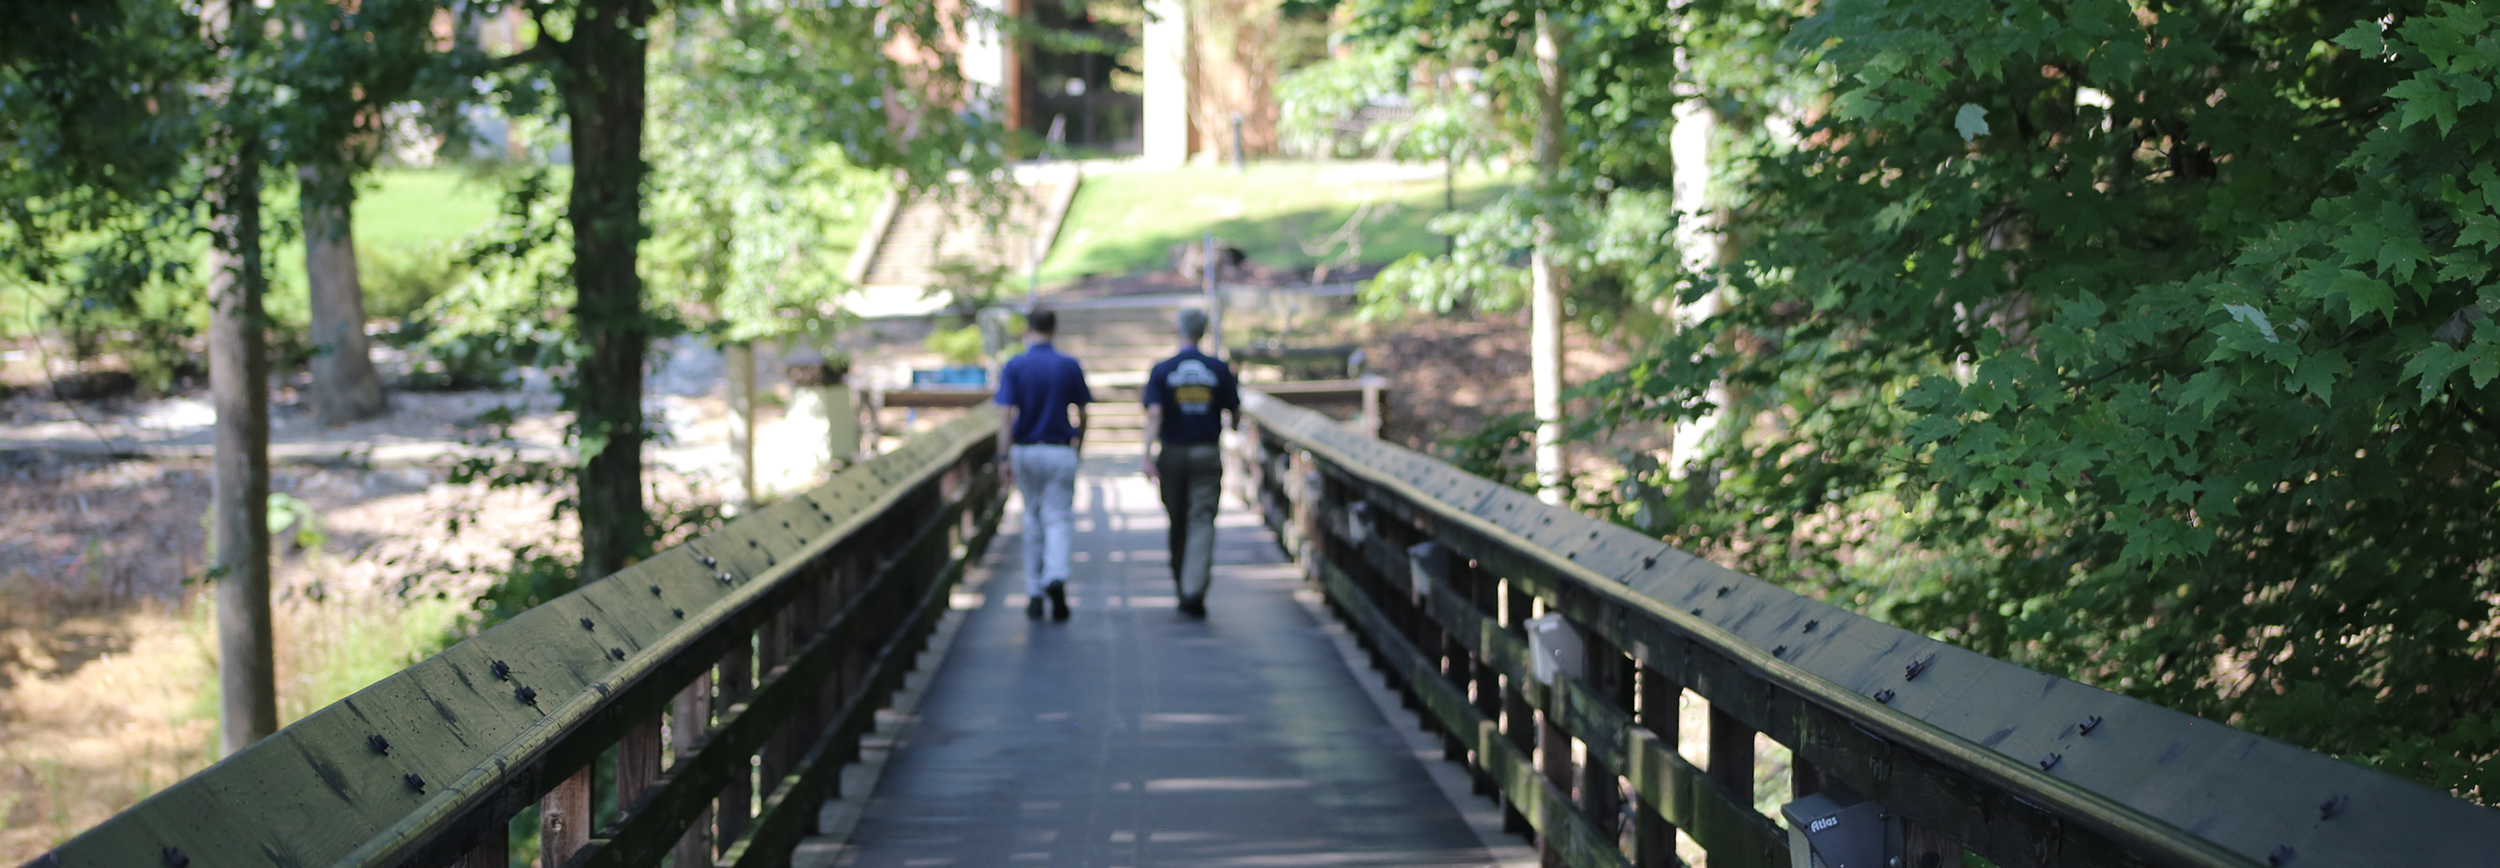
1529;10;1570;505
206;0;275;756
562;0;655;584
726;342;756;511
301;160;387;425
1667;97;1725;482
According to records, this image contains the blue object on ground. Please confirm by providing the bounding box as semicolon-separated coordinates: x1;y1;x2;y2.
912;366;988;386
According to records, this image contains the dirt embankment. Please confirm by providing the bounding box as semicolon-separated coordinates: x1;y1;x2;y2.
1234;303;1652;473
0;449;567;860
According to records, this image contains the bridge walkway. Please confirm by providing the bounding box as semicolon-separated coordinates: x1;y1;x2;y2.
814;459;1514;868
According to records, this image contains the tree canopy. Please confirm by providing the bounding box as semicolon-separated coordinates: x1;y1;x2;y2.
1314;0;2498;801
1596;0;2497;800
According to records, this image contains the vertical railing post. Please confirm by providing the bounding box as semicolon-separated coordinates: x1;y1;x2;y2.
817;555;849;794
540;768;593;868
791;571;825;829
1580;629;1629;855
1794;756;1822;800
1294;451;1322;581
1634;665;1681;868
758;602;795;801
619;714;662;811
1707;704;1755;813
1468;558;1505;801
716;638;754;850
1502;580;1538;838
840;545;871;755
612;712;662;853
1411;541;1469;763
671;672;714;868
1539;676;1573;868
1900;820;1958;868
457;817;509;868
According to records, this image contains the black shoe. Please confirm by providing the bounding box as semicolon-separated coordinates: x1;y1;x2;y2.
1027;595;1045;619
1046;580;1070;621
1179;595;1206;618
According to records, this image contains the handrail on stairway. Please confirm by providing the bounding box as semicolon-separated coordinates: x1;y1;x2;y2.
31;408;1008;868
1228;389;2500;868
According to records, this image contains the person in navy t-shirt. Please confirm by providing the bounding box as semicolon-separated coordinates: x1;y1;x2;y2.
1141;308;1239;617
995;308;1091;620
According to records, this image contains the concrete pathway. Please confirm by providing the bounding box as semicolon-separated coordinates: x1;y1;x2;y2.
825;464;1510;868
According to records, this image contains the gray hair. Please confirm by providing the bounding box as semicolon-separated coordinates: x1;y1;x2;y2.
1174;307;1210;343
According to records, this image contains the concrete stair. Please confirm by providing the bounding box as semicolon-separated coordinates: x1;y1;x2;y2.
1047;300;1195;450
853;166;1081;290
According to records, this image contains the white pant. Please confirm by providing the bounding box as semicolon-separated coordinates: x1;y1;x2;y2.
1011;444;1079;595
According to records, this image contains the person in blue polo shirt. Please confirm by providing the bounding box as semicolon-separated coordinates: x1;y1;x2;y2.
1140;308;1239;618
995;308;1091;620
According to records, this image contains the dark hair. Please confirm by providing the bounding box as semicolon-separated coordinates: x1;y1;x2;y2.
1174;307;1209;342
1028;308;1057;335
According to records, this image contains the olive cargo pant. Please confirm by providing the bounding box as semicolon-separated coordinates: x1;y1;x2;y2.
1155;444;1224;602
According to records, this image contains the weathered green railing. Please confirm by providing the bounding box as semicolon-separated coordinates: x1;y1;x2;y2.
31;407;1005;868
1228;390;2500;868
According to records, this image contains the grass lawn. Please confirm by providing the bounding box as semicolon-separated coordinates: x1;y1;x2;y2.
349;166;510;253
251;166;510;328
2;166;509;339
1040;161;1517;285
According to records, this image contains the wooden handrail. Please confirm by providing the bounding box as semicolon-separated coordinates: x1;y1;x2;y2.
1231;389;2500;868
31;408;1007;868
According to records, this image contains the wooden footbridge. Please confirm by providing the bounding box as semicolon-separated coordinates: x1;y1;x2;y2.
29;395;2500;868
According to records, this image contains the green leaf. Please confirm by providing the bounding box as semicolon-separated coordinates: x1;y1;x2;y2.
2403;344;2472;399
2388;76;2459;134
2332;20;2385;54
2173;369;2232;417
2287;351;2351;404
1833;89;1884;121
1954;103;1990;141
2331;270;2399;323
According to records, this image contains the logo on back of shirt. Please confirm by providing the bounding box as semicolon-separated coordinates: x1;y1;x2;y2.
1167;359;1218;413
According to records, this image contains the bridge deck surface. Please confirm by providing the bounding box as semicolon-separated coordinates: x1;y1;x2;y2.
820;460;1504;868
